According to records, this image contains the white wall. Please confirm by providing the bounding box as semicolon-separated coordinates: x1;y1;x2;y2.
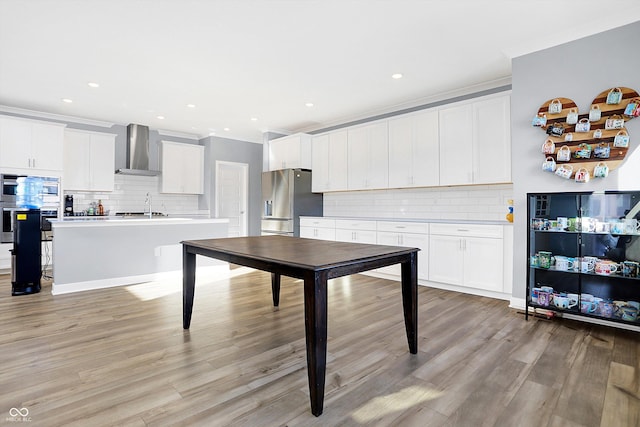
324;184;513;221
65;174;203;216
511;22;640;300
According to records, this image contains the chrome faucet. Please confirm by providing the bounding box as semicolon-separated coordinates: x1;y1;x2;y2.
144;192;152;218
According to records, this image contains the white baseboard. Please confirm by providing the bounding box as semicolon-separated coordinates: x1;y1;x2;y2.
361;271;512;301
51;265;228;295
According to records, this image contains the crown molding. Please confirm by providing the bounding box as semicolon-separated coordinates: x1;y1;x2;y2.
156;129;200;140
0;105;115;128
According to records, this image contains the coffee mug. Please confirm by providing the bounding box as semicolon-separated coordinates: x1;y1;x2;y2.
580;217;596;233
531;287;542;304
555;296;577;310
581;257;597;273
555;256;575;271
530;255;539;267
595;221;611;233
538;291;552;307
621;306;638;322
624;219;640;234
599;300;615;318
622;261;639;277
612;221;625;234
557;217;568;230
595;261;619;275
580;300;598;314
567;293;579;306
627;301;640;310
538;251;553;269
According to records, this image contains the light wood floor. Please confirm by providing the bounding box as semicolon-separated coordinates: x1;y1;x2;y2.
1;268;639;427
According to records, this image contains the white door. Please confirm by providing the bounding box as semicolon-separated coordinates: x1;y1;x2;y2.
215;161;248;237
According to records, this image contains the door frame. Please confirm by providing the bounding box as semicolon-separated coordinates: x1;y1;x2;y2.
215;160;249;237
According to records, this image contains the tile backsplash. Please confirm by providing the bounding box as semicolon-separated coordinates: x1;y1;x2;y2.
323;184;513;221
64;175;205;216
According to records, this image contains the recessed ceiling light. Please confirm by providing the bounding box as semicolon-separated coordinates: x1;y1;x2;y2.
62;98;73;103
250;117;258;121
87;82;100;88
305;102;314;107
186;104;196;108
391;73;403;79
157;115;165;120
224;127;230;131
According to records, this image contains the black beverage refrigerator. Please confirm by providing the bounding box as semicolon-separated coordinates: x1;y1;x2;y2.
11;209;41;295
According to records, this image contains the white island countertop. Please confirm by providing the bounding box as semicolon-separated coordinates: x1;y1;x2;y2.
50;217;229;295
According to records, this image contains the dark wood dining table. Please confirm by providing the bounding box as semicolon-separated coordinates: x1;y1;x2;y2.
181;235;419;416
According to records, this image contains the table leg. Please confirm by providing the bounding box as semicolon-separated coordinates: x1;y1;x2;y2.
183;246;196;329
303;271;328;417
400;251;418;354
271;272;281;307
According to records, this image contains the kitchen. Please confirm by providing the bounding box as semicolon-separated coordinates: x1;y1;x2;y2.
1;1;640;425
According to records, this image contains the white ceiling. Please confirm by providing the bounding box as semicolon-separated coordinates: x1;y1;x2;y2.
1;1;639;143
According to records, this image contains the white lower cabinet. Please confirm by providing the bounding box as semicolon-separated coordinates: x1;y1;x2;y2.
0;242;51;271
300;217;336;240
376;221;429;280
0;243;11;270
299;217;510;299
334;219;377;244
428;223;504;293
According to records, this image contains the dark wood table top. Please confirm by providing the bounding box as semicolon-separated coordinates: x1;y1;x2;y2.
182;235;418;271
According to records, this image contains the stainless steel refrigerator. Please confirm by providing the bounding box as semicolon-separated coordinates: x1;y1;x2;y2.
261;169;323;237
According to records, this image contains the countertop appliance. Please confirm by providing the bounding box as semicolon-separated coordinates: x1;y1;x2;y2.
11;209;41;295
261;169;322;237
64;195;74;216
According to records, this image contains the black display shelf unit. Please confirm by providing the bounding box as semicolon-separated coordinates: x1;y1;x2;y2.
527;191;640;328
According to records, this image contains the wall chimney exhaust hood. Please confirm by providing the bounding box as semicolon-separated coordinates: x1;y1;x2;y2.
116;124;160;176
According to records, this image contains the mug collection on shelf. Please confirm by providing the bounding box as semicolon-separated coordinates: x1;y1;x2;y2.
531;216;640;235
530;251;639;278
530;286;640;322
533;87;640;182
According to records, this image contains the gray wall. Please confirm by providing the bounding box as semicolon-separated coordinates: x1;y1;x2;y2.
511;22;640;300
201;136;263;236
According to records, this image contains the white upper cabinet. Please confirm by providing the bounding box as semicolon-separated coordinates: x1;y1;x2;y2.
311;130;348;193
388;108;439;188
439;103;474;185
439;94;511;186
0;116;65;174
347;121;389;190
160;141;204;194
268;133;312;171
63;129;116;191
472;95;511;184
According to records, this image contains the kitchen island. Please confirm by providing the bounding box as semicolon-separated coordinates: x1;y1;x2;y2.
50;217;228;294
